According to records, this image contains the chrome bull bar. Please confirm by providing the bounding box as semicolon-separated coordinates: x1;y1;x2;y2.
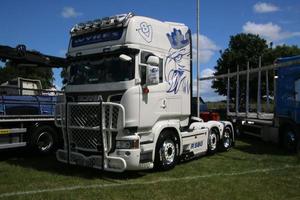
55;102;126;172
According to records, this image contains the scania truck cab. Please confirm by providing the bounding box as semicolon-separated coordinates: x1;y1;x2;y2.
55;13;234;172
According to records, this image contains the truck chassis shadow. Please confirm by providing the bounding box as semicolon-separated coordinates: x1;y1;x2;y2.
0;148;148;180
234;135;291;156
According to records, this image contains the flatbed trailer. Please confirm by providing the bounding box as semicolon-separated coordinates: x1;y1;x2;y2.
0;44;67;153
200;56;300;152
0;85;62;153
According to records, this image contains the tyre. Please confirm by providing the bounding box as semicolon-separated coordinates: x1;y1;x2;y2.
220;126;233;151
30;125;58;154
234;121;243;138
297;140;300;158
154;131;179;171
208;128;219;154
283;127;298;153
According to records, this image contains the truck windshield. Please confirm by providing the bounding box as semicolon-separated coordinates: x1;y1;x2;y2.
68;53;135;85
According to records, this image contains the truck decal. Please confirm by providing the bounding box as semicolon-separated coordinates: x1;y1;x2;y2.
137;22;153;43
165;29;190;94
191;141;203;149
71;28;123;47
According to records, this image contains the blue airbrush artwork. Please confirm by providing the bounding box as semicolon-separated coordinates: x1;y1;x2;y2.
167;29;190;49
165;29;190;94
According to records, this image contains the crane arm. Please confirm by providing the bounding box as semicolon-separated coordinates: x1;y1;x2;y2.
0;44;68;68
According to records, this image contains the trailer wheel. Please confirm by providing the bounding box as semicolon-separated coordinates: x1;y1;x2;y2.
297;140;300;158
233;121;243;138
235;125;242;137
154;131;179;171
30;125;58;154
283;127;298;153
220;126;233;151
208;128;219;154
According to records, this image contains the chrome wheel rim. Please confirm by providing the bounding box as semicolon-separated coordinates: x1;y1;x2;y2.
37;132;53;152
286;131;296;149
223;129;231;149
209;131;217;151
160;139;176;165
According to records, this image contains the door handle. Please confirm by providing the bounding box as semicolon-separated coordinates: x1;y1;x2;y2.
161;99;167;109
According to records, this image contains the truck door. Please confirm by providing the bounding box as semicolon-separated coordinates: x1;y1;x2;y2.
139;51;167;128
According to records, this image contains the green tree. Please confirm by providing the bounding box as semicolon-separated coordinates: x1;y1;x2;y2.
0;61;54;88
264;44;300;64
212;33;268;100
212;33;300;105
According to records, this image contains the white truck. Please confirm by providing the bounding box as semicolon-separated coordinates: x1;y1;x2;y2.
55;13;234;172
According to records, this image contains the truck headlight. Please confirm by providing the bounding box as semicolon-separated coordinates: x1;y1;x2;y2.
116;140;139;149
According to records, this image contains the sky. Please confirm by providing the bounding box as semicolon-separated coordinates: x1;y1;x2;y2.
0;0;300;101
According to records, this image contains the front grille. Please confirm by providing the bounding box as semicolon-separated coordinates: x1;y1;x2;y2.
67;103;102;152
103;104;122;130
69;104;101;128
104;106;110;129
112;106;119;129
69;128;102;151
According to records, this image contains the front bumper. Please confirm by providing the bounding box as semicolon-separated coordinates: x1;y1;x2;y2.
56;148;154;172
56;149;127;172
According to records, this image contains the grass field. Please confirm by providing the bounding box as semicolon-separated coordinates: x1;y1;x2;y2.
0;137;300;200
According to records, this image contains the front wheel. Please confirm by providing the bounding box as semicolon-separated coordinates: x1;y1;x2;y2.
154;131;179;171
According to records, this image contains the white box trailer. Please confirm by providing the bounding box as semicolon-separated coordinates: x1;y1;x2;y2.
55;13;234;172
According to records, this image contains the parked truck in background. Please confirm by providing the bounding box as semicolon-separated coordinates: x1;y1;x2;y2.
232;56;300;152
0;77;61;153
275;56;300;152
0;44;67;154
209;56;300;153
55;13;235;172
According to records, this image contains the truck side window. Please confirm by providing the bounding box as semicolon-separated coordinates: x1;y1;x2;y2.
141;51;163;83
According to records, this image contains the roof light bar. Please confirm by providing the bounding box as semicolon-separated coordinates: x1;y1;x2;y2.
70;12;134;35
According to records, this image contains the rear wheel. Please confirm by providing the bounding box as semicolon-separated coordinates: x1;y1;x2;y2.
155;131;179;171
220;127;233;151
234;121;243;138
297;140;300;158
283;127;298;153
30;125;58;154
208;128;219;154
